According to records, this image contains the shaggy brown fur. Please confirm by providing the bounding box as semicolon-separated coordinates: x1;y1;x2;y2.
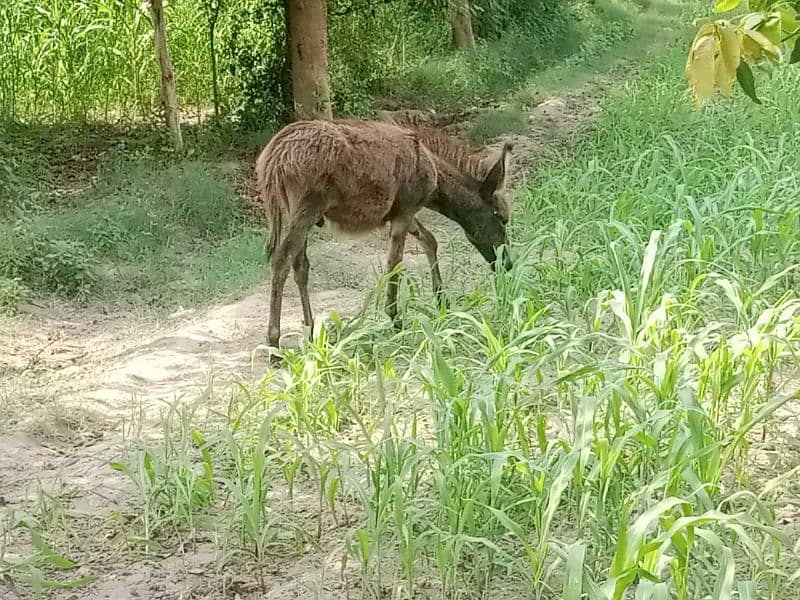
375;108;437;128
255;118;513;349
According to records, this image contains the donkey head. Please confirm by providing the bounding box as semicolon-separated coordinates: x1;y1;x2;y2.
433;141;513;271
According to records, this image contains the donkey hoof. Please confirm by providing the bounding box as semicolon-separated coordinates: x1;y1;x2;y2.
266;344;285;367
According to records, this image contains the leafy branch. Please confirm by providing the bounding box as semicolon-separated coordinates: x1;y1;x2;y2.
686;0;800;105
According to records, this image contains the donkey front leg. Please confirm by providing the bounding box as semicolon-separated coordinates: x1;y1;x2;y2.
268;206;321;349
385;216;412;327
409;218;444;308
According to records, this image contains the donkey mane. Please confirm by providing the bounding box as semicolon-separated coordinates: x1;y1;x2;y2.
409;126;490;181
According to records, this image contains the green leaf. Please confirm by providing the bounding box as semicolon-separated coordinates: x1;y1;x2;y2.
637;229;661;326
191;429;206;446
636;582;670;600
489;453;505;504
714;0;743;12
143;451;156;485
432;347;459;397
326;476;339;511
563;543;586;600
108;461;131;476
694;529;735;599
356;529;370;565
486;505;529;546
737;581;757;600
536;411;548;452
757;14;783;47
735;61;761;104
41;551;79;570
791;37;800;63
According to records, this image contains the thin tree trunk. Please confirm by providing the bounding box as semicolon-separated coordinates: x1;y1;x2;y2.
449;0;475;50
209;19;220;116
204;0;222;117
150;0;183;151
287;0;332;120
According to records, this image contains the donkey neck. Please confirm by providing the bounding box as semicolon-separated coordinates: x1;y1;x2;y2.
425;156;483;223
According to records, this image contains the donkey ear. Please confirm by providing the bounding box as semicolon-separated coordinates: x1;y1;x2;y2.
480;141;513;197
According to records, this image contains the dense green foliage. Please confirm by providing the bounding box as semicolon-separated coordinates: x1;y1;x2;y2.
0;0;602;126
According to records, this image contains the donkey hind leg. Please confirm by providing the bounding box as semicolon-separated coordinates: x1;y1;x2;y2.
385;215;412;328
293;241;314;338
409;218;444;308
268;204;322;349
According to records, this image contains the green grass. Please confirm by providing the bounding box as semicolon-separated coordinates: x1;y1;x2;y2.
0;143;266;309
379;0;638;112
512;0;688;102
468;108;529;145
93;38;800;600
453;0;688;144
513;49;800;324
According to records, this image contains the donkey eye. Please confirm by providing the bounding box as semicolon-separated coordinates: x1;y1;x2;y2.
493;210;507;225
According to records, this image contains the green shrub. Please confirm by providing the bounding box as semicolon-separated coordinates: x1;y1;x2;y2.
0;277;28;312
165;162;243;238
37;239;98;296
0;224;97;297
0;148;258;306
471;0;568;40
377;1;631;111
0;136;48;218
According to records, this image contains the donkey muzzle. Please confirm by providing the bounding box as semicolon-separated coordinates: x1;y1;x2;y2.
491;250;513;272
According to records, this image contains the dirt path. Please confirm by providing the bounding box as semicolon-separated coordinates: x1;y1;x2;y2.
0;78;610;599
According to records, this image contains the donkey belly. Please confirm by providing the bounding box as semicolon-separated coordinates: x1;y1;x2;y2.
322;184;398;236
321;208;390;237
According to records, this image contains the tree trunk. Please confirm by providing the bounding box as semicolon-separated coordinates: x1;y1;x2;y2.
287;0;332;120
449;0;475;51
203;0;222;117
209;20;220;116
150;0;183;151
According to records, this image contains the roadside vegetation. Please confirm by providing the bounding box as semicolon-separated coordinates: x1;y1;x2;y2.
2;0;800;598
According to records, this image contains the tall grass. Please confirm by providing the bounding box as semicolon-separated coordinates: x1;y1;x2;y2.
98;46;800;598
0;0;211;121
514;56;800;328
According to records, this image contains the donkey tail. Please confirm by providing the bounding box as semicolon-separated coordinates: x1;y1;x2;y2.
255;143;283;257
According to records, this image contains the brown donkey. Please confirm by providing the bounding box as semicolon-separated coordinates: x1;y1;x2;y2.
255;119;513;349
